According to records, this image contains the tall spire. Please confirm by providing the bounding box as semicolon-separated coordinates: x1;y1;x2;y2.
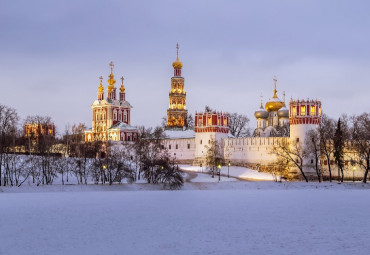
176;43;179;61
172;43;183;77
260;93;264;108
273;75;278;98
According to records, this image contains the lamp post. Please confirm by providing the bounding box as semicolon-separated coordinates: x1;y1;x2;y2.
228;161;231;178
353;166;356;182
218;164;221;182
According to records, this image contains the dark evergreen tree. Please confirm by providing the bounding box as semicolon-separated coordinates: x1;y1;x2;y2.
333;118;345;182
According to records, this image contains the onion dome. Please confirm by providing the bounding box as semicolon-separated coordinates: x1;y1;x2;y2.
255;98;269;119
98;76;104;93
265;76;284;112
172;43;183;69
120;76;125;93
277;104;289;118
107;61;116;92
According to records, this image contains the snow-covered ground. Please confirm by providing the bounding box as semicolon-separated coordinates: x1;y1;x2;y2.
1;182;370;255
180;164;275;181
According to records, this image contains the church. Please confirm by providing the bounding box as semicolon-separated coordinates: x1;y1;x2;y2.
84;62;138;142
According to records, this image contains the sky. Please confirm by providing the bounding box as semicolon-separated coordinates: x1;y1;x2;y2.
1;0;370;135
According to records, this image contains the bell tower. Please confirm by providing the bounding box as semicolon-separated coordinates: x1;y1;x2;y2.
166;43;188;129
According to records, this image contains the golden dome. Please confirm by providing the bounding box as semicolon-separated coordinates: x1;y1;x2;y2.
265;76;284;112
107;61;116;92
172;57;183;69
97;76;104;93
98;79;104;93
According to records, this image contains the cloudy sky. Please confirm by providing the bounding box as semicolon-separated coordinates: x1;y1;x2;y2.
1;0;369;134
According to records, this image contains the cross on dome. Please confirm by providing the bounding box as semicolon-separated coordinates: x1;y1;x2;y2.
109;61;114;73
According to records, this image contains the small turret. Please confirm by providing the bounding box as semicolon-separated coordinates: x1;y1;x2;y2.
97;76;104;100
119;76;126;101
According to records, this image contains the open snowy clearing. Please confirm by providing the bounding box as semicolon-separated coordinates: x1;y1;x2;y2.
1;182;370;255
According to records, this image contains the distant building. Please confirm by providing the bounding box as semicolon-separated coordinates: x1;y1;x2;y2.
24;123;55;139
84;62;138;142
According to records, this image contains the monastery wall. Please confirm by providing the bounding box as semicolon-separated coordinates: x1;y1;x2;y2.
162;138;195;164
223;137;287;167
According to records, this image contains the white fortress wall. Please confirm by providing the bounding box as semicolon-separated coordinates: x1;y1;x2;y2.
224;137;286;166
162;138;195;163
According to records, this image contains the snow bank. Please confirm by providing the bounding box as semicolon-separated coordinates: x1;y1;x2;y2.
180;164;275;181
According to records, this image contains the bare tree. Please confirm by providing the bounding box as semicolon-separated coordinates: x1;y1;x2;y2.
305;129;321;182
351;113;370;183
319;114;335;182
0;104;19;186
228;113;250;137
271;138;308;182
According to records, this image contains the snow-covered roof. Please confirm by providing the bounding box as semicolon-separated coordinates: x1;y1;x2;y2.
109;122;138;131
163;128;195;139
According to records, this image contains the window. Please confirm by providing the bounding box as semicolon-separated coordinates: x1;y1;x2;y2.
176;144;178;149
319;107;322;116
161;145;164;149
300;105;306;116
208;117;211;126
330;160;334;165
224;119;227;126
292;107;297;116
324;160;328;165
296;138;299;142
169;145;171;149
200;140;202;145
310;106;315;116
187;144;190;149
311;159;314;164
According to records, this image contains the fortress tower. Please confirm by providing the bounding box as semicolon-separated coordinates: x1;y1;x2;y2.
166;43;188;129
289;98;322;143
193;111;229;164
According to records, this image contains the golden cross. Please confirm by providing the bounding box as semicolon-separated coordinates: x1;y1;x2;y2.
121;76;124;84
273;75;277;89
176;43;179;59
99;76;103;81
109;61;114;72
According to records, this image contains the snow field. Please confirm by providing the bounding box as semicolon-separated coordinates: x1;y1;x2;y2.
1;187;370;255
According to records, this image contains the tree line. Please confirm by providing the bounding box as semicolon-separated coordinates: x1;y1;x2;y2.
271;113;370;183
0;104;183;189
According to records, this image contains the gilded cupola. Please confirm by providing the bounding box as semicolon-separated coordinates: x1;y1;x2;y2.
120;76;125;93
265;76;284;112
107;61;116;92
172;43;183;69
